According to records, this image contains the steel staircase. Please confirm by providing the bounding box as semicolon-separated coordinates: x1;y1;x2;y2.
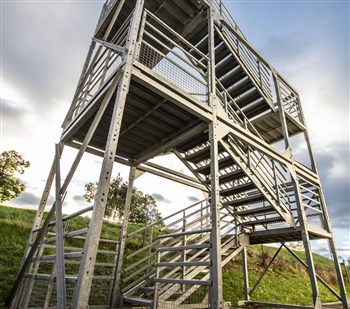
9;1;349;308
175;131;295;230
120;200;245;308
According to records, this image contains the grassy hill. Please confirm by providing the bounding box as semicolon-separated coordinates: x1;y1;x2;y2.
0;204;349;308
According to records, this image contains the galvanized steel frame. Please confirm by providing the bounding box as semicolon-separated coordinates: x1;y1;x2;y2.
9;0;349;308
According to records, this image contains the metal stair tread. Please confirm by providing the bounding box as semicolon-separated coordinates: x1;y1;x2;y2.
185;144;225;163
234;205;276;217
216;54;237;75
184;145;210;163
242;216;284;226
225;193;266;207
220;182;256;196
123;296;153;306
204;169;245;184
194;156;234;175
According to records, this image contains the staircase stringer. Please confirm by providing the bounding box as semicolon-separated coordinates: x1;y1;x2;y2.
221;137;295;227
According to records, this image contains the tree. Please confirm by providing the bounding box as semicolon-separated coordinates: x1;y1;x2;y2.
83;174;163;224
0;150;30;203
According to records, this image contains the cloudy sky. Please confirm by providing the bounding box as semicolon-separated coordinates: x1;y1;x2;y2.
1;0;349;259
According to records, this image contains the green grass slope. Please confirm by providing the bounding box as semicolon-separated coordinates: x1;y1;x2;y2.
0;205;348;307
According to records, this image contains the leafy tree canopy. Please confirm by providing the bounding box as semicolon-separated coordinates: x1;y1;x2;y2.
84;174;162;224
0;150;30;203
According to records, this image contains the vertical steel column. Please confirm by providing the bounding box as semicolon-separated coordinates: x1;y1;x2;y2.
242;247;250;301
297;98;348;309
318;190;349;308
110;166;138;308
273;72;322;309
71;1;144;307
54;144;66;309
208;2;224;309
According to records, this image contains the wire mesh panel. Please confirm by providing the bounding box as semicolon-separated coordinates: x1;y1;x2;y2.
156;284;209;309
27;279;50;308
48;282;76;308
137;10;209;103
139;43;208;103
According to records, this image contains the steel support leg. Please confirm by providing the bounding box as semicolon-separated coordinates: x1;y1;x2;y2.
297;88;348;308
208;2;224;309
71;1;144;307
274;71;322;309
242;247;250;301
54;144;66;309
110;166;138;308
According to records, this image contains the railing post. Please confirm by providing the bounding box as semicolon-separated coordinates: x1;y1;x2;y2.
153;239;161;309
272;161;280;206
257;59;262;89
182;212;187;292
100;49;112;87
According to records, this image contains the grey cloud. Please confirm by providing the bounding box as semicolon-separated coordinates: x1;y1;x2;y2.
1;98;29;136
9;191;41;206
2;2;103;119
72;195;85;202
1;98;26;118
187;196;200;203
313;143;349;229
152;193;171;204
286;137;349;230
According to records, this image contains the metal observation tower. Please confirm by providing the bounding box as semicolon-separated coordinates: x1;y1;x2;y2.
8;0;348;308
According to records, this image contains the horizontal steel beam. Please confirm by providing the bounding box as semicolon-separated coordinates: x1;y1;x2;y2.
154;278;210;286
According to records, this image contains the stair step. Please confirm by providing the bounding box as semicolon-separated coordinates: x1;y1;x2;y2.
235;88;262;109
185;145;210;163
154;278;210;286
204;169;245;185
242;216;284;226
242;97;271;118
227;77;254;98
185;144;225;164
235;206;275;217
155;261;210;267
225;194;265;207
216;54;237;76
215;41;230;62
123;296;152;306
157;243;210;252
221;182;256;197
139;286;154;292
220;169;246;184
195;156;234;175
219;64;242;84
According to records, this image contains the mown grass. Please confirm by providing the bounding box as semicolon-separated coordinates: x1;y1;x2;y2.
0;206;36;307
0;205;162;307
0;204;349;308
223;245;350;306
